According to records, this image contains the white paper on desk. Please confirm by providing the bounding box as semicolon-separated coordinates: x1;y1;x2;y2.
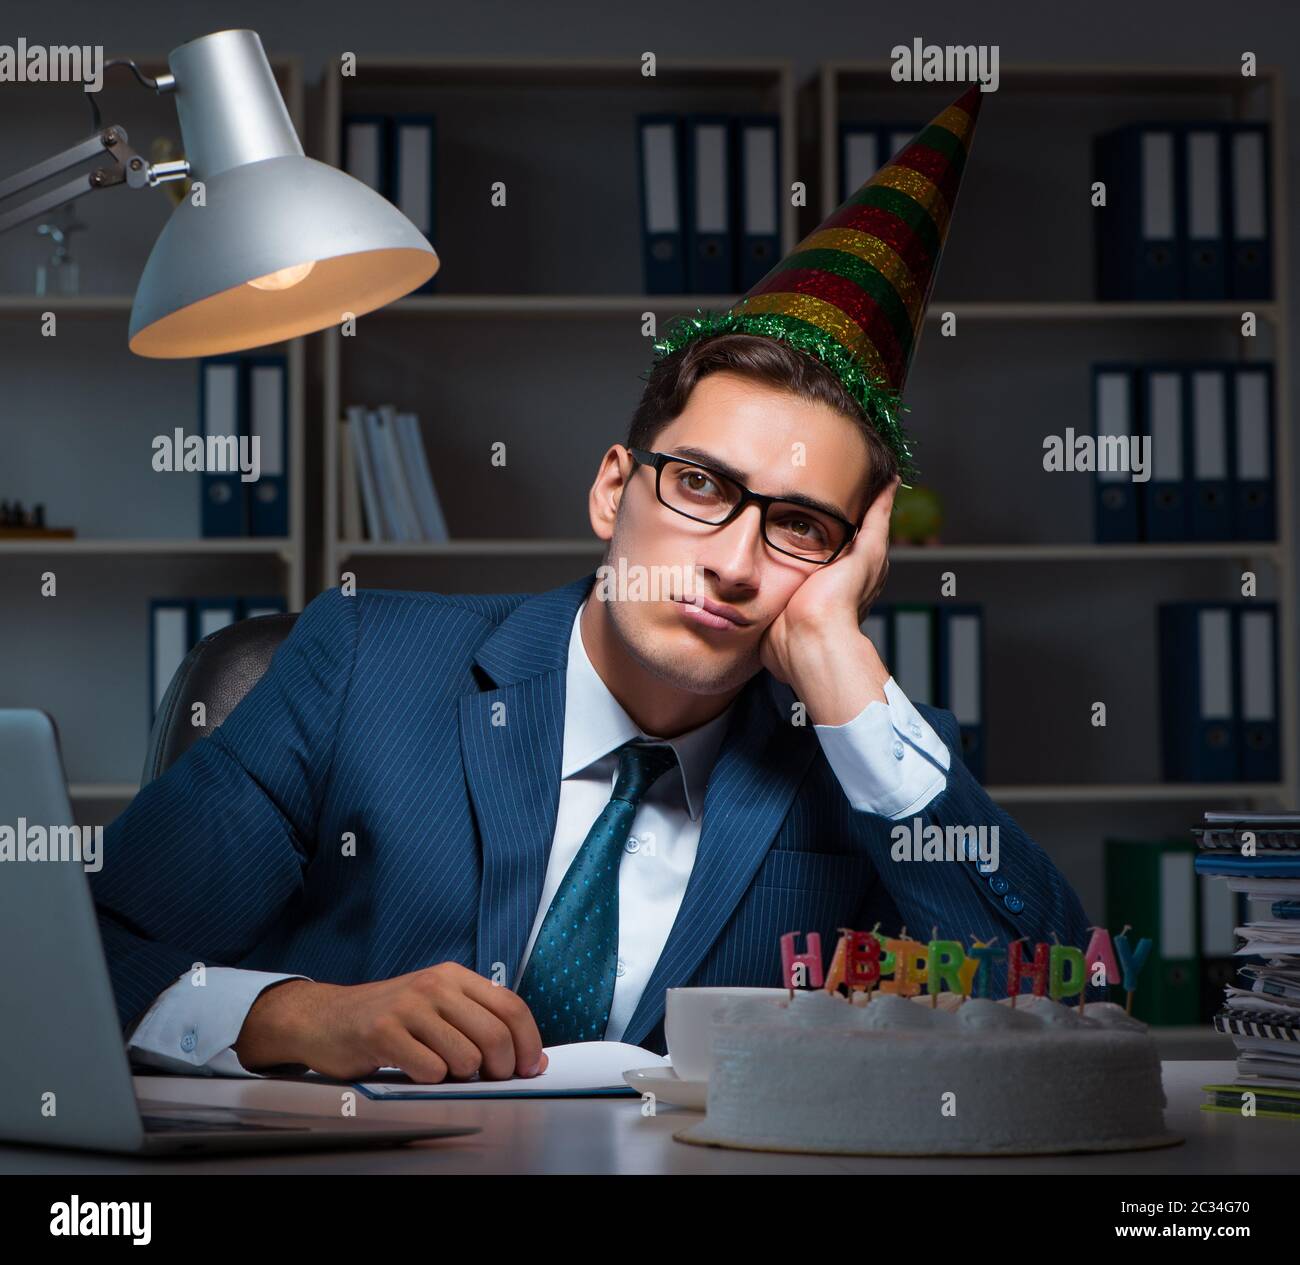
354;1041;667;1098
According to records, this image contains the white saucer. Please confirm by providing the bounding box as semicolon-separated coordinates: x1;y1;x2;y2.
623;1065;708;1110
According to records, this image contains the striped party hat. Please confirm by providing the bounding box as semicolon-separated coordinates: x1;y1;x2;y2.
652;85;984;478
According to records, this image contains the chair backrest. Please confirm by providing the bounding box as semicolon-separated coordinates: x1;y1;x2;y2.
142;613;298;784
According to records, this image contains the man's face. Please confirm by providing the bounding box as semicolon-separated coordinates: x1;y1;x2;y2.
588;370;874;697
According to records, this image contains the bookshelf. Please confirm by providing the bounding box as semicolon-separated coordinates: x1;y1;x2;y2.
0;52;307;813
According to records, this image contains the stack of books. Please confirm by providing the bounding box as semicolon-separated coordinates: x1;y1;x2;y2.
339;405;449;544
1194;810;1300;1118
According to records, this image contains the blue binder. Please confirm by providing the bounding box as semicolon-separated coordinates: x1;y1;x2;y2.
391;114;437;294
341;114;392;197
1224;123;1272;300
1234;602;1279;783
734;115;780;290
244;355;289;538
1140;365;1189;541
937;605;985;782
1158;602;1237;782
1093;124;1182;300
193;597;239;642
199;357;246;537
1181;124;1228;300
637;115;687;293
891;605;935;707
1092;364;1141;542
1230;362;1275;541
839;122;880;202
1187;365;1233;541
861;603;893;668
684;115;735;294
148;599;192;723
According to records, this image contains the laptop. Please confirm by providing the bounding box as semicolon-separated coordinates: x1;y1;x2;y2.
0;709;480;1155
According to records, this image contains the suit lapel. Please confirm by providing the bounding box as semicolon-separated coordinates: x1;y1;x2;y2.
460;573;594;985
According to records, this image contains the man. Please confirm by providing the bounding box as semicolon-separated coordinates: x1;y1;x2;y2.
91;84;1093;1083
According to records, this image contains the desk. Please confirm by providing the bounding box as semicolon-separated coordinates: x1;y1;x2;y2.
0;1062;1295;1174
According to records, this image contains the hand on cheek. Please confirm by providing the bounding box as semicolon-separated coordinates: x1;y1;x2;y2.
758;476;900;689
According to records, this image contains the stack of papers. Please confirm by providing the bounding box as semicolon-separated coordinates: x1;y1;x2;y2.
1194;813;1300;1090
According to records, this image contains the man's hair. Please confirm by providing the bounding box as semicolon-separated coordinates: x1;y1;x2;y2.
625;332;899;506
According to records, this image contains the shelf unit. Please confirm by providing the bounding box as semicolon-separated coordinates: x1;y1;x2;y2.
0;52;307;809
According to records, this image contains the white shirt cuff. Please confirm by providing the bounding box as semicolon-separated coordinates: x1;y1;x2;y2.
813;675;950;818
125;967;311;1078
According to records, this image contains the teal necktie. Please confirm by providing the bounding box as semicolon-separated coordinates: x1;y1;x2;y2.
517;738;679;1046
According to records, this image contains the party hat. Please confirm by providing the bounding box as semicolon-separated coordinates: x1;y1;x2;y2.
652;85;984;478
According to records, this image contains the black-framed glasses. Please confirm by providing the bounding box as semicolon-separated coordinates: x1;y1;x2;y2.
627;447;858;565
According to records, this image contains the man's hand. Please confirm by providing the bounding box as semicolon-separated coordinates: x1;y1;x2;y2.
758;476;900;725
232;962;550;1083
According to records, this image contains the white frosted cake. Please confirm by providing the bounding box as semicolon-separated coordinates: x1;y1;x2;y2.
675;991;1180;1156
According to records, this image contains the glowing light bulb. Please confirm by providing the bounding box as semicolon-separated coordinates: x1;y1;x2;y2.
246;260;315;291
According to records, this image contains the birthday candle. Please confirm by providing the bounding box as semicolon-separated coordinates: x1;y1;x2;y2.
1083;926;1120;992
881;938;926;996
927;940;965;997
1048;945;1086;1002
1113;930;1152;992
779;931;824;989
1007;939;1050;999
967;940;1005;998
844;929;882;991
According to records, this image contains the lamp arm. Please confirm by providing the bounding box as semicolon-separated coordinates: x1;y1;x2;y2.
0;124;191;237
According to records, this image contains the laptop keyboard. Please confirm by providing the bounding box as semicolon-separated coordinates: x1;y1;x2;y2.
142;1114;308;1133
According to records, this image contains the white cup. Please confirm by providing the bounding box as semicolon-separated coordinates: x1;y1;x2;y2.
664;986;789;1082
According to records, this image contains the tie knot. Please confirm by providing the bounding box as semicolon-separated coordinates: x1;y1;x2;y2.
611;739;678;807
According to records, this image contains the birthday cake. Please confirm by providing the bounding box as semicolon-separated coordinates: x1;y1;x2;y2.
674;990;1180;1157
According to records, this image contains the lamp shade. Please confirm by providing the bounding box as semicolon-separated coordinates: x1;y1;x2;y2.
129;30;437;358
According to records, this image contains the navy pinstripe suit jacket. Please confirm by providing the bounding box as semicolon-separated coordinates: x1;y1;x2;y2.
93;569;1095;1056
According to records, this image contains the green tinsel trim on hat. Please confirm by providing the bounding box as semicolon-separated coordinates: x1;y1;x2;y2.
648;306;918;483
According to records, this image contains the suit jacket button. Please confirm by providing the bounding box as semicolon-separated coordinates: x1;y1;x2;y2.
989;874;1009;894
1003;893;1024;913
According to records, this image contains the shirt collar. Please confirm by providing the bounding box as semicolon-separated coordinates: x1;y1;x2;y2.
561;598;734;821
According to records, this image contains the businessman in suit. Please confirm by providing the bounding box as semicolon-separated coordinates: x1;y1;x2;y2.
92;332;1094;1084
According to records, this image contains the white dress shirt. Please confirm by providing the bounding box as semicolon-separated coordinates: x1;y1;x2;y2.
125;600;950;1075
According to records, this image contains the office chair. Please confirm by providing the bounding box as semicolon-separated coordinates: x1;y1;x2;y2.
142;613;298;784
